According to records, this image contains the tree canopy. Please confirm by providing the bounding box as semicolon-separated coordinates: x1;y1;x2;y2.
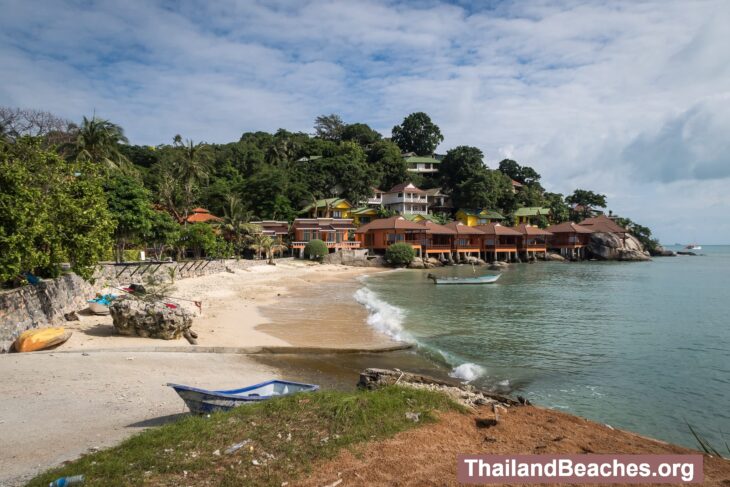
391;112;444;156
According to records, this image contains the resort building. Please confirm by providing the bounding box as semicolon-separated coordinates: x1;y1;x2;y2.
515;224;552;259
419;220;456;257
381;183;429;215
300;198;353;219
510;179;524;193
290;218;360;257
579;214;628;240
350;206;379;226
250;221;289;243
545;221;593;259
513;207;551;225
355;216;427;256
402;213;439;223
475;223;522;262
403;153;441;174
455;208;506;227
443;222;484;259
364;188;385;207
185;207;223;224
423;187;453;214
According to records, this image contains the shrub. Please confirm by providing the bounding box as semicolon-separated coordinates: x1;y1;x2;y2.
385;242;415;266
303;239;328;261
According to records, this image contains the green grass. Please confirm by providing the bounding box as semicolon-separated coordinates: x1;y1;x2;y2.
28;386;464;486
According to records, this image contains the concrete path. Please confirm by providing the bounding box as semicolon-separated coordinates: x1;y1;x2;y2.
0;351;276;486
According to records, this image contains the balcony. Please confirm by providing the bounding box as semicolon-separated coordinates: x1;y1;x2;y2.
484;244;518;253
291;241;361;249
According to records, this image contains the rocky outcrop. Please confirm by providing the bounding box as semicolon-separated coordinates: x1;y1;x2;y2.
587;232;651;261
546;252;566;262
407;259;426;269
650;245;676;257
322;249;386;267
488;261;510;271
109;299;194;340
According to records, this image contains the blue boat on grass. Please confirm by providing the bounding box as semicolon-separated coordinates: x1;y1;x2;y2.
168;380;319;414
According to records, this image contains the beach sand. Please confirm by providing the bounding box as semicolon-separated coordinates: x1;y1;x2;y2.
57;260;395;352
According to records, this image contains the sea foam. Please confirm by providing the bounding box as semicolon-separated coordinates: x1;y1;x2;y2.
449;362;486;382
353;287;409;341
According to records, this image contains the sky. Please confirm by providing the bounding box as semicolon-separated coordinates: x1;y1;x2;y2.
1;0;729;244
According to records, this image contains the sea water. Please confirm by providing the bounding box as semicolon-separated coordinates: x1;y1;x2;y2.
357;246;730;449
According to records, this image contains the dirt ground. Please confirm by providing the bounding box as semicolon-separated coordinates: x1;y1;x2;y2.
300;405;730;487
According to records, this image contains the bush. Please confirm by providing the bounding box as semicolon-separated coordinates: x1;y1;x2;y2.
385;242;415;266
303;239;328;261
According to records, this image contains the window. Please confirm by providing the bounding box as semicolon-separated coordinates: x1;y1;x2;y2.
332;210;342;218
398;193;403;197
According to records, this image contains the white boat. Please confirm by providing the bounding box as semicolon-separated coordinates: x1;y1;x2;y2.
684;243;702;250
427;273;501;285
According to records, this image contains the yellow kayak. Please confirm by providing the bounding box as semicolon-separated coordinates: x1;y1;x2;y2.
14;327;72;352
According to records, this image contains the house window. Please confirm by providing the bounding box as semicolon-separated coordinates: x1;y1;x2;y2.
332;210;342;218
398;193;403;197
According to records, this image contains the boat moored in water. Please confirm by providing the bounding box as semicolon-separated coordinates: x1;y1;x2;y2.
427;273;501;285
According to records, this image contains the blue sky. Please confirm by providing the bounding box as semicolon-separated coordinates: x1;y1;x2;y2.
1;0;729;243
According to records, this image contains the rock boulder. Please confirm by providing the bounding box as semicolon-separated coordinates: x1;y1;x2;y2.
110;299;193;340
587;232;651;261
545;252;566;262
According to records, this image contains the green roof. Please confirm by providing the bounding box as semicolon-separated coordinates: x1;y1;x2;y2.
300;198;350;213
402;213;438;222
513;207;551;217
404;156;440;164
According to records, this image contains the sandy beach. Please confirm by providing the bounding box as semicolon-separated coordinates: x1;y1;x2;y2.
0;260;397;486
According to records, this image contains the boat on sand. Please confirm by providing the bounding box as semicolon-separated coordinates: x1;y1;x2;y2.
168;380;319;414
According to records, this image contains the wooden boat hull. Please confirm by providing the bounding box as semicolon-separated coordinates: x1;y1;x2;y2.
14;327;72;352
168;380;319;414
433;274;501;285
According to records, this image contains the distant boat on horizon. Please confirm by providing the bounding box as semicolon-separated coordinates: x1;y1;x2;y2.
684;243;702;250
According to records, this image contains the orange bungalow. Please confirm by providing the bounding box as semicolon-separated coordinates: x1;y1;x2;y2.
475;223;522;262
515;224;553;259
290;218;360;257
355;216;426;256
545;222;593;259
418;220;456;258
443;222;484;259
185;207;223;224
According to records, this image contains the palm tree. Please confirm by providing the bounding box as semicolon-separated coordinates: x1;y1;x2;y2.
248;233;272;260
219;194;259;255
72;116;130;170
266;240;288;264
173;137;212;222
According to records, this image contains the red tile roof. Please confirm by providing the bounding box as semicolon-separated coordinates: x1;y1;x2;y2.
579;215;627;234
514;224;553;236
186;208;222;223
418;220;456;235
386;182;425;194
443;222;486;235
355;216;426;233
546;222;593;234
474;223;523;236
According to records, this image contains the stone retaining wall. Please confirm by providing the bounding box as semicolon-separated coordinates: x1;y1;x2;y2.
0;258;271;352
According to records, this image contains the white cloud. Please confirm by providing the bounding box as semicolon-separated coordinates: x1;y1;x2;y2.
0;0;729;242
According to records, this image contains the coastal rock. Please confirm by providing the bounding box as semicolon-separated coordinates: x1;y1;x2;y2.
323;249;386;267
545;252;566;262
407;259;426;269
358;368;519;408
426;257;443;267
650;245;676;257
109;299;193;340
587;232;651;261
464;256;486;266
488;261;510;271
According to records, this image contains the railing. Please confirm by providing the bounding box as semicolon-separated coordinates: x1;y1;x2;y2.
484;244;518;252
520;244;547;251
426;243;452;250
291;241;361;249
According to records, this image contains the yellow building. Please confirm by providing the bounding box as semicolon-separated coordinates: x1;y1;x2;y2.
350;207;379;226
300;198;353;219
455;209;505;227
513;207;551;225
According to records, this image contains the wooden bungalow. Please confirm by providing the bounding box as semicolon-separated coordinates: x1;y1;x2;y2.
355;216;426;256
350;206;379;226
443;222;484;259
290;218;359;257
579;215;628;242
455;208;505;227
300;198;353;219
418;220;456;258
475;223;522;262
250;221;289;243
545;222;593;259
515;224;553;260
513;207;551;225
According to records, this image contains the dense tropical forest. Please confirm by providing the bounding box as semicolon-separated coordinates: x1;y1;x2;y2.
0;107;657;285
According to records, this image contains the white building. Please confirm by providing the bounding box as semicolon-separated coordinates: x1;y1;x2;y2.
382;183;429;215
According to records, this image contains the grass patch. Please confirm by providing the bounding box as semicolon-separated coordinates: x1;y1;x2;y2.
28;386;464;486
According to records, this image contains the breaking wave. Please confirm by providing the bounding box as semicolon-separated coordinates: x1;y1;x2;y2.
353;287;410;342
449;362;486;382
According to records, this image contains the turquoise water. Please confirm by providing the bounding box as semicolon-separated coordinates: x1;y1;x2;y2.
357;246;730;449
